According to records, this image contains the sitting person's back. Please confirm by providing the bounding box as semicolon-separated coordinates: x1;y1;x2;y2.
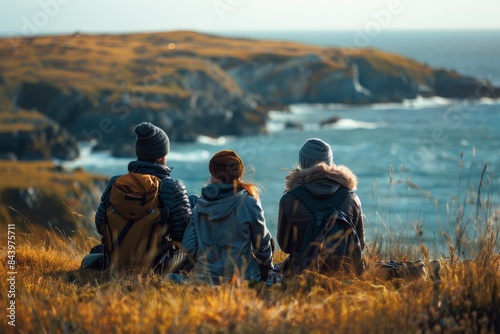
278;138;365;276
94;122;191;273
182;150;274;284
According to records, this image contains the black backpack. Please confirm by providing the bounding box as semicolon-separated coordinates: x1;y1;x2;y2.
287;185;364;275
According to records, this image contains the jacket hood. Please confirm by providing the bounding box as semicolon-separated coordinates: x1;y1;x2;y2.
285;162;358;192
195;183;247;221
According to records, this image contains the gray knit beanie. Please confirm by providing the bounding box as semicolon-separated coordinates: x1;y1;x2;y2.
134;122;170;161
299;138;333;169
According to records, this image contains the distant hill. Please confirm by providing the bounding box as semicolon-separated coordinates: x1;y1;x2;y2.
0;30;497;158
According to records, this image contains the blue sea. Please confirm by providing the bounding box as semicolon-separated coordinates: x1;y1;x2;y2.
66;30;500;255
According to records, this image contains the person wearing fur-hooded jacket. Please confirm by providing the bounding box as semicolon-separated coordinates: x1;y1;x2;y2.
277;138;365;274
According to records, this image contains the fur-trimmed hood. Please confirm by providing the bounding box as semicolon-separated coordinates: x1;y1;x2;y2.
285;162;358;192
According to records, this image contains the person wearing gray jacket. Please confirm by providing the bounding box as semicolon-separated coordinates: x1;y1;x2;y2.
181;150;274;284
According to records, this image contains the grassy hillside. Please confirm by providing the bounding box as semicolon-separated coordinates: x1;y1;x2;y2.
0;30;434;110
4;30;487;152
0;110;50;132
0;161;108;239
0;161;498;333
0;232;498;333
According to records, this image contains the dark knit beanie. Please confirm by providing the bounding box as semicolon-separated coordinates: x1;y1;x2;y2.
209;150;244;184
134;122;170;161
299;138;333;169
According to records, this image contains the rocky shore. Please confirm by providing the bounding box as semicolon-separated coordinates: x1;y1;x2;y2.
0;30;498;159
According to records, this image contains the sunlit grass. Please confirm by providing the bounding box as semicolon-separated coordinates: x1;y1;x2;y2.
0;155;498;333
1;229;498;333
0;110;51;132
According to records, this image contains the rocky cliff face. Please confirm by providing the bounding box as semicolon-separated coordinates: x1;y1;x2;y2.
0;31;497;159
433;69;498;99
221;49;498;105
0;110;80;160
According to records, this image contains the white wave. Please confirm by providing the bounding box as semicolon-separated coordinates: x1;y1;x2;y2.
196;135;232;146
269;110;293;121
266;122;286;132
287;104;336;115
371;96;454;110
401;96;500;109
292;97;455;112
62;148;211;171
370;102;408;110
331;118;386;130
288;96;500;115
402;96;454;109
168;149;210;162
479;97;500;104
77;141;95;158
63;151;128;169
268;115;385;132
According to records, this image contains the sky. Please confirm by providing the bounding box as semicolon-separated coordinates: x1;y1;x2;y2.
0;0;499;37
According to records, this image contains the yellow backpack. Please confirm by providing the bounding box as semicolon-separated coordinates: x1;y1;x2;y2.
103;172;166;273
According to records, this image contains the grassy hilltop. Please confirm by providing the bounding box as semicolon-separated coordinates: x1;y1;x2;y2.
1;30;496;157
0;30;432;103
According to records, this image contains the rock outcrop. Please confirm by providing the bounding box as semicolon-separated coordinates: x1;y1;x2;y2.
0;161;108;238
0;110;80;160
0;31;497;159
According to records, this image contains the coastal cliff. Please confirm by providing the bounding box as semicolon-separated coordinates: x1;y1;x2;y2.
0;30;497;158
0;161;108;238
0;110;79;160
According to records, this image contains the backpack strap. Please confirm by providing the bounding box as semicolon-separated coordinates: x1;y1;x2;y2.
288;185;351;227
110;213;161;261
113;219;136;249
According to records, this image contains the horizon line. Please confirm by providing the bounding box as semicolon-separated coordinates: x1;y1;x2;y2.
1;27;500;39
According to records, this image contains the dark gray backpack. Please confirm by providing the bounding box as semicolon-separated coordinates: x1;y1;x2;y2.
287;186;364;275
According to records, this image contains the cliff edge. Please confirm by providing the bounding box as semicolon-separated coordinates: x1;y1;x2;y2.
0;31;497;158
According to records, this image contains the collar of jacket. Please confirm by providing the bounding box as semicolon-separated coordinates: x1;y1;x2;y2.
196;184;248;220
127;160;172;179
285;162;358;192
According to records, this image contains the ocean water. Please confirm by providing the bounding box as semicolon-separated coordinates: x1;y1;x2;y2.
66;30;500;254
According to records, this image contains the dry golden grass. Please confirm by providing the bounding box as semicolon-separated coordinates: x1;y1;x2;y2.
0;161;106;200
0;159;498;333
0;110;51;132
0;233;498;333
